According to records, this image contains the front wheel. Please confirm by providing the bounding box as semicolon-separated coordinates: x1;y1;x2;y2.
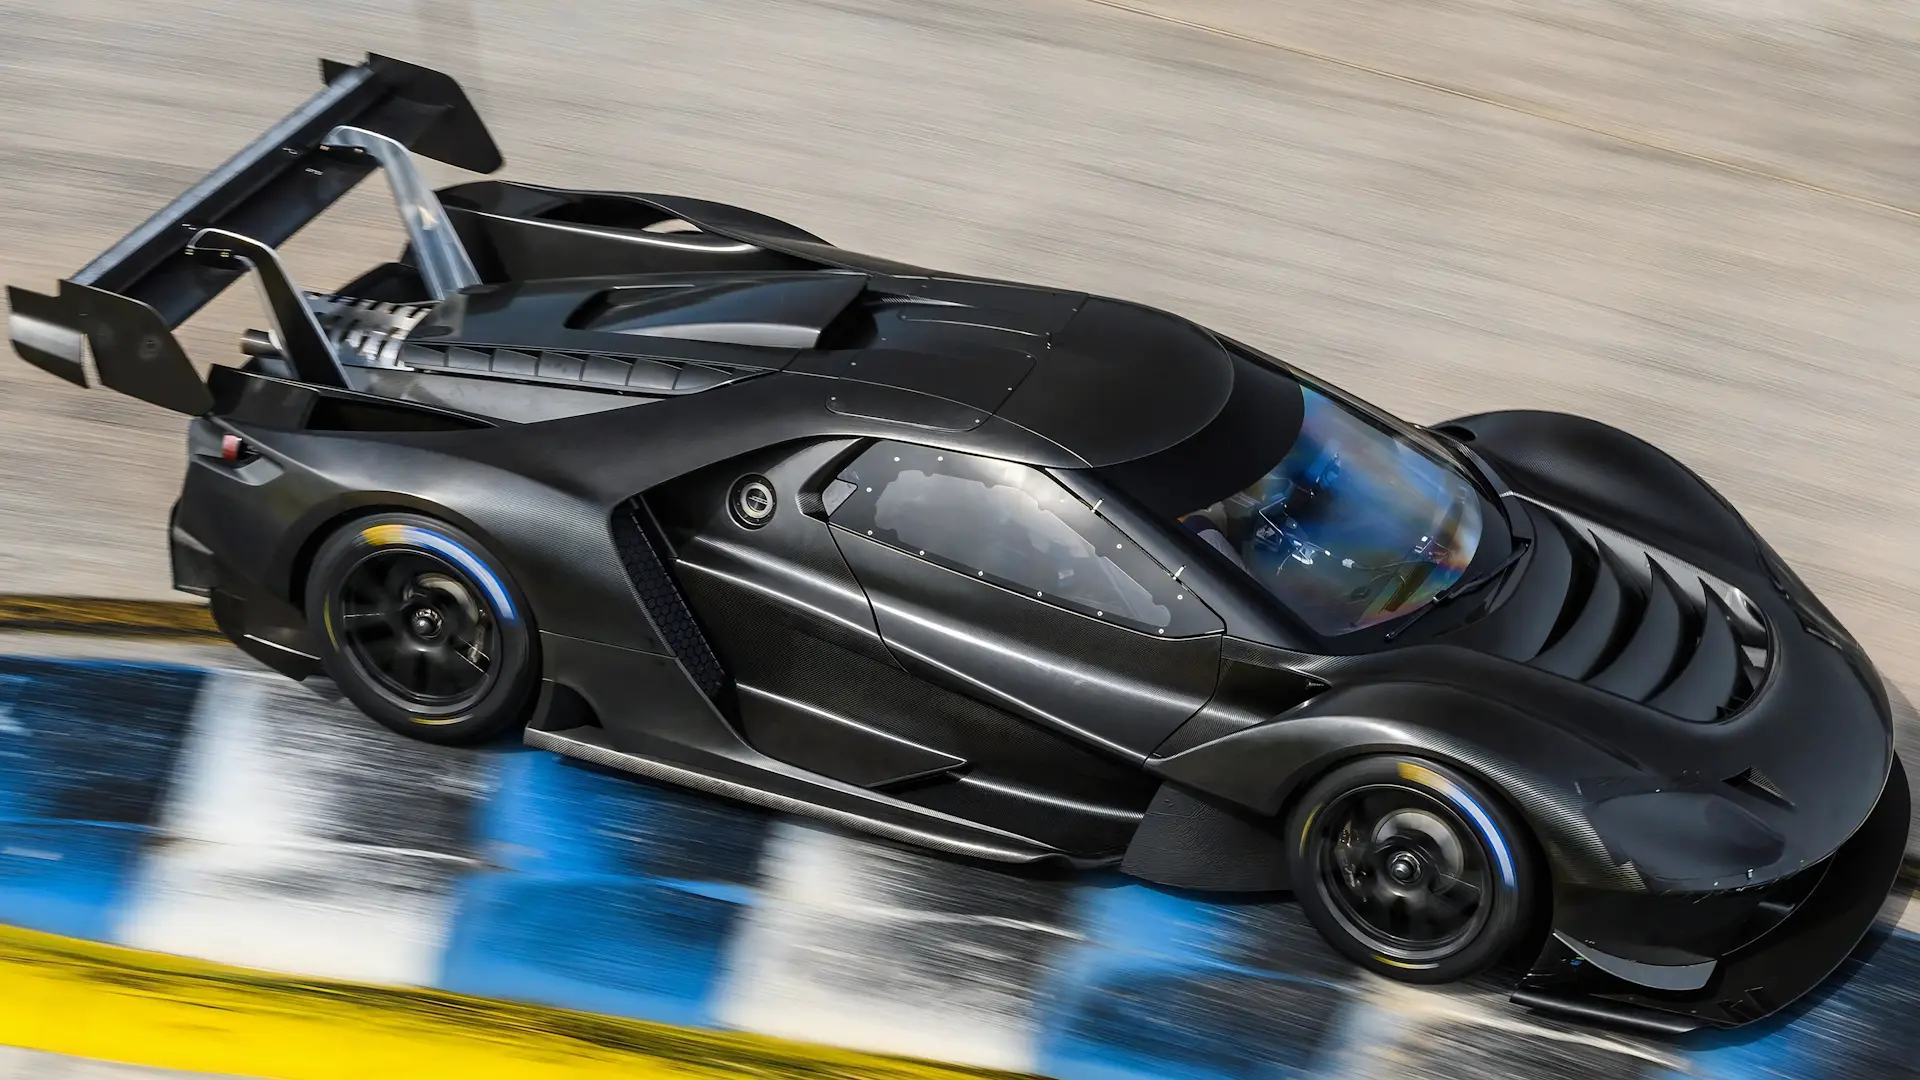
1285;755;1537;984
306;512;538;745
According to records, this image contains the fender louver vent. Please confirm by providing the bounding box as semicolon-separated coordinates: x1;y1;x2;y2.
1725;766;1793;809
1520;502;1770;722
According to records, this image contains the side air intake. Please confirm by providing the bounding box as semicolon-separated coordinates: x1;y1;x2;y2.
610;496;729;701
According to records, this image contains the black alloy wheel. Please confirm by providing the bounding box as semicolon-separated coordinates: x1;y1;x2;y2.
337;549;499;712
306;512;538;745
1286;755;1536;983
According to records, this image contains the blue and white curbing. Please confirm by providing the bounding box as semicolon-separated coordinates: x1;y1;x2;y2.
0;650;1913;1080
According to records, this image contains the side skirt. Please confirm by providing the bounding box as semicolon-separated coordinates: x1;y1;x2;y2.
525;695;1096;871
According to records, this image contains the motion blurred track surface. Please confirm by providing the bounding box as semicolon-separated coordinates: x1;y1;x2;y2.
0;635;1913;1080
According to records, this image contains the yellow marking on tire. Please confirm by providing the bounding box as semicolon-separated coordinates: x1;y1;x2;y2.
361;524;408;547
1397;760;1443;790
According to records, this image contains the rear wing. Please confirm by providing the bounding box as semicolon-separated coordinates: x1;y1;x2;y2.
7;53;500;413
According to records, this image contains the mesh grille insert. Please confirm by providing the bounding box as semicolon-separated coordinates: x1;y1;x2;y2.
611;496;729;700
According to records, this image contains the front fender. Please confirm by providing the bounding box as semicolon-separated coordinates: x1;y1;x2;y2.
1436;409;1765;581
1148;680;1640;890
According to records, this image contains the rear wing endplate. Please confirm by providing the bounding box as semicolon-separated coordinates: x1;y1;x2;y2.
6;53;500;412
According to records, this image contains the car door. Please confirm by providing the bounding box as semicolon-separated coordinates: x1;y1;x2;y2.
819;439;1226;853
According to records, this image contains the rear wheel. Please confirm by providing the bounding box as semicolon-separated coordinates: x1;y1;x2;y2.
1285;755;1536;983
306;512;538;745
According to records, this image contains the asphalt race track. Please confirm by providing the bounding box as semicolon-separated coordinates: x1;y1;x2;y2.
3;0;1920;1075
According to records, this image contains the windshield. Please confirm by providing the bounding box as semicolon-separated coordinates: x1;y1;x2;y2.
1178;384;1486;635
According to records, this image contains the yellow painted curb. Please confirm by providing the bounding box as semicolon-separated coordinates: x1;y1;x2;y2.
0;595;222;641
0;924;1034;1080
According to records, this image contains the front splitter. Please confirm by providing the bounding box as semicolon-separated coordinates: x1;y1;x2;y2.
1513;753;1912;1034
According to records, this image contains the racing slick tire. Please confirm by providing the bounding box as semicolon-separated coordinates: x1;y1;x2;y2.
305;512;539;746
1285;754;1538;984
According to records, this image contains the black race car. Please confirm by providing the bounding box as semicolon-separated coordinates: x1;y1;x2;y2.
9;55;1907;1035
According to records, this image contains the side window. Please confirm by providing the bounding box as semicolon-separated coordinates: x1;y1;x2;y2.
827;441;1216;636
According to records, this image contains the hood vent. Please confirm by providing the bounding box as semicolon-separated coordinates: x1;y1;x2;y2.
1518;500;1770;721
568;272;869;349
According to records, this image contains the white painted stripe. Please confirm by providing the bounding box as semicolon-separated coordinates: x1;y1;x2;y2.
0;1046;227;1080
1898;889;1920;934
1309;999;1422;1080
111;670;473;987
1328;980;1687;1076
715;820;1053;1073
